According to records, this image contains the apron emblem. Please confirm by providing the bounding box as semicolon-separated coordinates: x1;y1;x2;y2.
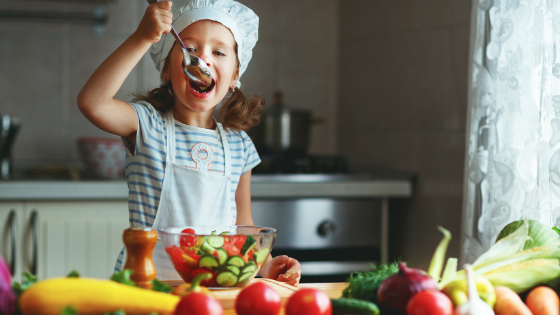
191;142;214;171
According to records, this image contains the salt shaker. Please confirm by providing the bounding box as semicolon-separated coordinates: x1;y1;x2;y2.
123;227;158;289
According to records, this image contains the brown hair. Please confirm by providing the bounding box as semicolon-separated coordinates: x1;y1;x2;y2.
133;54;264;132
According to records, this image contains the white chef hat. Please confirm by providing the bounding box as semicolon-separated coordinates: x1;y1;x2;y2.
149;0;259;88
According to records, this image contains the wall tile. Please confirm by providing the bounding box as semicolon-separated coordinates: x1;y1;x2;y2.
277;0;338;44
340;0;453;41
338;36;418;133
339;131;417;172
0;33;64;121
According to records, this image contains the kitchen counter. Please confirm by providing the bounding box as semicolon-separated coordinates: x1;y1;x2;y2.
0;173;413;201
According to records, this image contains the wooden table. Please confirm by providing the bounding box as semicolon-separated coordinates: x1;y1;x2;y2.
164;279;348;315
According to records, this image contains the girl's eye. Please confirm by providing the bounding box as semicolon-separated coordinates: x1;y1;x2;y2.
186;47;196;52
213;51;226;56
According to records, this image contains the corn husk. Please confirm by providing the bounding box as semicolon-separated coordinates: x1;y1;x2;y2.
447;220;560;293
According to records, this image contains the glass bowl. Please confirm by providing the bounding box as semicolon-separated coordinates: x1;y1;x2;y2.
158;225;277;287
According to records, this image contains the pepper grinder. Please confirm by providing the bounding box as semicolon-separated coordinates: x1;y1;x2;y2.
123;227;158;289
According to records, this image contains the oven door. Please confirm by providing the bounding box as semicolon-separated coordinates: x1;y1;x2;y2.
251;198;381;282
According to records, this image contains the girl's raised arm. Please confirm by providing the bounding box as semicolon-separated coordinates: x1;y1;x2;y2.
77;1;172;137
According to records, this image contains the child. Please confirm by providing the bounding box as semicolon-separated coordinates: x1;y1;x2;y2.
78;0;301;286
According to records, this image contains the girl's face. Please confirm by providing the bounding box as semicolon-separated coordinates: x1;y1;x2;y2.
164;20;238;115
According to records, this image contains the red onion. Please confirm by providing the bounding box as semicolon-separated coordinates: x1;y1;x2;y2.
377;262;438;313
0;256;16;315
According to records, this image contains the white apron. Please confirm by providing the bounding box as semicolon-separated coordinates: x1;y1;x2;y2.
120;110;234;280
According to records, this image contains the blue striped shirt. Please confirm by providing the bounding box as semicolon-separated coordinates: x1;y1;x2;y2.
122;101;261;228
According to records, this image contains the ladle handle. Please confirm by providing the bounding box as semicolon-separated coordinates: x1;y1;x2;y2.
146;0;188;52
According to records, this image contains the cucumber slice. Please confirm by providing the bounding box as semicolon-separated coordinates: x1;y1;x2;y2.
216;248;228;265
238;270;256;283
211;230;217;235
227;255;245;267
219;231;230;235
253;248;269;264
201;239;216;254
199;255;219;270
216;271;237;286
240;235;256;255
208;235;225;248
226;265;240;275
242;264;257;274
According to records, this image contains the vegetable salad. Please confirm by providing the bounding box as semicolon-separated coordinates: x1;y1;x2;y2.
165;228;270;287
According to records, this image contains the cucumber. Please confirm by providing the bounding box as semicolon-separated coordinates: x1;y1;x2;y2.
201;239;216;254
330;298;379;315
198;255;219;270
242;264;257;274
226;265;240;275
216;248;228;265
219;231;230;235
238;270;256;283
208;235;225;248
253;247;269;264
216;271;237;286
240;235;256;255
227;256;245;267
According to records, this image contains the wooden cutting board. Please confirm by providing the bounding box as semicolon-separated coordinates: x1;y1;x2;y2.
164;278;299;309
163;280;348;315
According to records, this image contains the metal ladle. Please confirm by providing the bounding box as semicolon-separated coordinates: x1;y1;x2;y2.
147;0;213;87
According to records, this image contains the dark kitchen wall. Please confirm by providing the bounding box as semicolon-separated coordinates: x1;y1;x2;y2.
337;1;472;270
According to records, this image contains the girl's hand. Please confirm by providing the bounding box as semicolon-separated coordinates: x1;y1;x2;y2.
134;1;173;44
259;255;301;287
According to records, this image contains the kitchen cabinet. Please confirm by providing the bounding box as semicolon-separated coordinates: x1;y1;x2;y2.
1;201;129;280
0;202;26;282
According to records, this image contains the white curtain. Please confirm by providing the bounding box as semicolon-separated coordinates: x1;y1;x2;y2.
461;0;560;264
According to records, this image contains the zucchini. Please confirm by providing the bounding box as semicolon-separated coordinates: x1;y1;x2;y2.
331;298;380;315
227;256;245;267
253;247;269;264
216;248;228;265
216;271;237;286
240;235;256;255
198;255;219;270
18;277;179;315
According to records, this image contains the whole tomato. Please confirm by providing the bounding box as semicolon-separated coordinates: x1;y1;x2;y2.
235;282;281;315
174;292;223;315
285;288;332;315
406;290;454;315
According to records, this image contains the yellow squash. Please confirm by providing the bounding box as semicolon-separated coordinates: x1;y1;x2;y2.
19;277;180;315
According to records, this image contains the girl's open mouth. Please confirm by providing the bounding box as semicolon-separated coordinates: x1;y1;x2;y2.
189;79;215;95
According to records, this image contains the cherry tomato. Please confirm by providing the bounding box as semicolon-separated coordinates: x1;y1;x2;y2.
174;292;223;315
406;290;454;315
285;288;332;315
235;282;281;315
180;228;197;247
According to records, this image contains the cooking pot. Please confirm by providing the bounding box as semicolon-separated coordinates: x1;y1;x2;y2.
253;91;312;156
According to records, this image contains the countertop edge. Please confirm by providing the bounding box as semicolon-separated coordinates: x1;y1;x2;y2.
0;179;413;200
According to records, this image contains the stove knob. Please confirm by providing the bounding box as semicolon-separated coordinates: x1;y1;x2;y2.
317;220;336;237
